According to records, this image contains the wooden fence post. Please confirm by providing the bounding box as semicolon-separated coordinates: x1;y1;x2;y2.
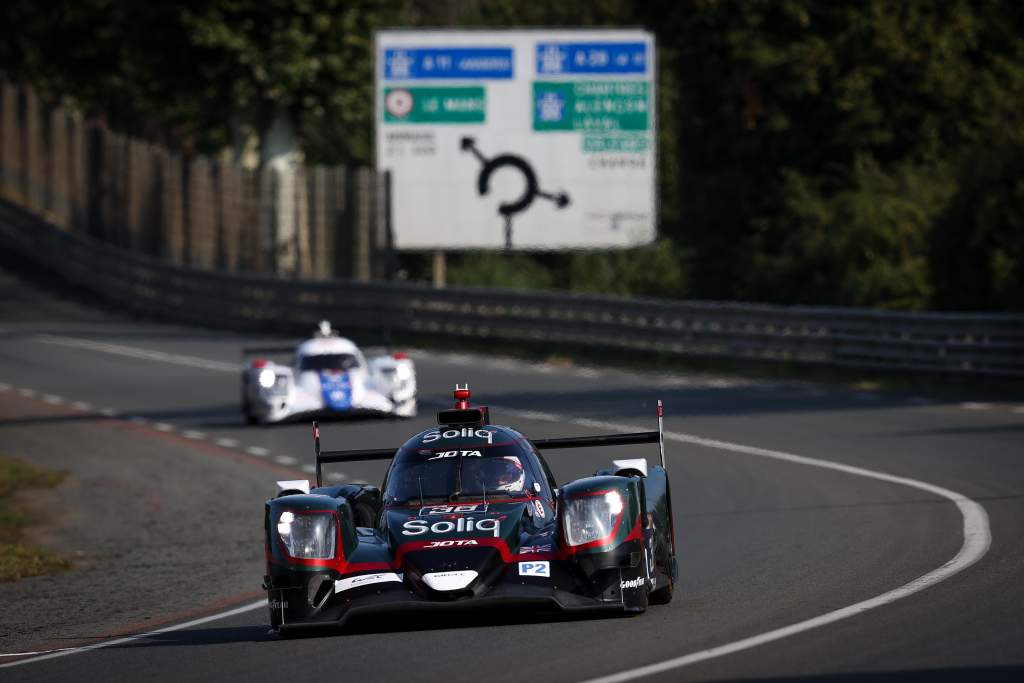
23;86;44;213
163;151;186;265
353;167;371;283
331;166;350;279
68;114;87;234
49;106;71;230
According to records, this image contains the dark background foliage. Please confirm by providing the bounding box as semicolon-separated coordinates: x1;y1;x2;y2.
2;0;1021;310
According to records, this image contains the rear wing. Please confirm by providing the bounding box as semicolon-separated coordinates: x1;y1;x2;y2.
311;400;666;487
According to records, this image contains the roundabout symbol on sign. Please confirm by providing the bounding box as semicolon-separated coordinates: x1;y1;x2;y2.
460;136;570;248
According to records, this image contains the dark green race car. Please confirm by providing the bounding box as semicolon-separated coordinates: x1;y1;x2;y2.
263;385;677;633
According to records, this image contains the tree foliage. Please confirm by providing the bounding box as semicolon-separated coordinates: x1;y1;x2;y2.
2;0;1022;310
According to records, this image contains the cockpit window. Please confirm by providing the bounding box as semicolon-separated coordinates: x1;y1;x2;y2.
299;353;359;371
384;444;529;504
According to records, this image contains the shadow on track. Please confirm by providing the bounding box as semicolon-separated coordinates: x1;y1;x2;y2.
110;607;631;651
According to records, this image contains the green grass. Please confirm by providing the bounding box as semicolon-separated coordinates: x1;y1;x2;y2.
0;455;72;581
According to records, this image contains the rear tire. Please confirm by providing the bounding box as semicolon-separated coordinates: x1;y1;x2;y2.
268;598;282;631
242;396;258;425
649;575;674;605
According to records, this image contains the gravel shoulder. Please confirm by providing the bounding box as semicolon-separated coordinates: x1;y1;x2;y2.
0;393;270;654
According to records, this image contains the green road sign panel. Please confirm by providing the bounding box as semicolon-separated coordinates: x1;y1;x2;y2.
384;86;486;124
533;81;649;132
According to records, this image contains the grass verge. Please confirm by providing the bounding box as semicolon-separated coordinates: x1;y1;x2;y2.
0;454;72;581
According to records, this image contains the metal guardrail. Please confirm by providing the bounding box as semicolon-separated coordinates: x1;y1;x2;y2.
2;200;1022;378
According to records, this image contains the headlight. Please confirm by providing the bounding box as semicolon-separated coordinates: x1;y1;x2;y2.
276;511;336;559
258;368;276;389
395;363;412;381
564;490;624;547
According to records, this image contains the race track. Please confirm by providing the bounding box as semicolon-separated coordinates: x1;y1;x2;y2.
1;263;1023;682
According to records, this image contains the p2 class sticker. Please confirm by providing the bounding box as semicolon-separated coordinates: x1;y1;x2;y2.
518;561;550;577
334;572;403;593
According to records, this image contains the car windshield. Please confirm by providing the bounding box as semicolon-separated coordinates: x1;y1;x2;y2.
384;445;529;504
299;353;359;371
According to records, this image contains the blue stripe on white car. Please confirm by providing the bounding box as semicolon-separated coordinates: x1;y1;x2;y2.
320;371;353;410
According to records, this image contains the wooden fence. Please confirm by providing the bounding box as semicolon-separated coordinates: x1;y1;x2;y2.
0;81;391;281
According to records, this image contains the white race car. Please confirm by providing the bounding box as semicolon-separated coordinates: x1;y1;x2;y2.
241;322;416;424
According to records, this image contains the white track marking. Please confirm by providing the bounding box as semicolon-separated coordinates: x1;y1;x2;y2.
0;600;265;669
99;408;119;418
0;382;11;391
71;401;92;411
514;410;561;423
476;405;990;682
274;455;297;466
35;334;239;372
477;406;990;683
215;438;239;448
301;464;316;474
182;430;206;440
1014;407;1024;414
42;394;64;405
17;388;36;397
1;355;992;674
960;402;993;411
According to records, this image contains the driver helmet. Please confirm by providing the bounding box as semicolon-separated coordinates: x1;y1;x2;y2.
487;456;525;493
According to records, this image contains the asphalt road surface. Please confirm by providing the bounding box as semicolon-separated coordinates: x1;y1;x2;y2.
0;263;1022;682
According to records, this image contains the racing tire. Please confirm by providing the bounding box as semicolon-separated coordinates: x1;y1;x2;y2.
649;576;674;605
268;600;282;631
242;397;258;425
649;535;675;605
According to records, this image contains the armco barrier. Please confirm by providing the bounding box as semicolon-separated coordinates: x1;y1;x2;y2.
2;200;1022;378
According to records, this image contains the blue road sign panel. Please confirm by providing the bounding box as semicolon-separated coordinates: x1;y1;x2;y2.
383;47;514;80
535;42;647;75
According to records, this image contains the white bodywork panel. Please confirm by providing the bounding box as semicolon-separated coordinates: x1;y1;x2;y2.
276;480;311;496
612;458;648;477
241;331;417;424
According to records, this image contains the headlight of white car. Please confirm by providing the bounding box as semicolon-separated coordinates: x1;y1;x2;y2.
277;511;336;559
395;363;412;381
258;368;277;389
563;490;624;547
